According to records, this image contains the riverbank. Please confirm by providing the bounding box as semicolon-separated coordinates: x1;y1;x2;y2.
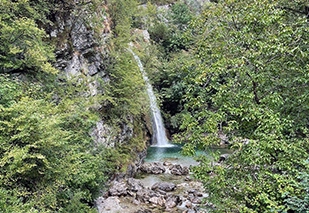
96;145;213;213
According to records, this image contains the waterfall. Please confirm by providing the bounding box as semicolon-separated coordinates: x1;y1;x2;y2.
128;48;171;147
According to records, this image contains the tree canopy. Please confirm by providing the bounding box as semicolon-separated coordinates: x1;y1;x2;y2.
0;0;147;211
148;0;309;212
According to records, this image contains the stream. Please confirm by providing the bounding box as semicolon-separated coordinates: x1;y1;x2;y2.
97;145;211;213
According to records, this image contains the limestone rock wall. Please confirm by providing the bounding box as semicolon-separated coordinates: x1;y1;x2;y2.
47;1;146;149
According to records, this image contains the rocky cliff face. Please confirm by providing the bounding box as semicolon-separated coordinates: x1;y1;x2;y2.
48;2;110;91
47;2;148;152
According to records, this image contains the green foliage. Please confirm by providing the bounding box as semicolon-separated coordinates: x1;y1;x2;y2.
107;0;139;47
104;0;148;120
0;0;149;212
0;75;22;107
285;160;309;212
105;50;146;120
148;1;194;52
0;0;57;74
153;0;309;211
153;52;194;133
138;0;176;5
170;2;193;29
0;75;116;212
149;22;170;43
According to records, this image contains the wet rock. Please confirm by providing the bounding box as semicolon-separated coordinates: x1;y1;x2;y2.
140;162;166;174
187;190;203;204
170;164;189;176
157;189;167;195
152;182;176;192
108;180;128;196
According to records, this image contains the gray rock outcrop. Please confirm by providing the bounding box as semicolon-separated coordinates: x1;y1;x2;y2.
140;162;166;174
108;180;128;196
170;164;190;176
96;160;209;213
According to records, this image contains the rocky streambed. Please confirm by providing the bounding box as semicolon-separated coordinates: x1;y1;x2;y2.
96;159;210;213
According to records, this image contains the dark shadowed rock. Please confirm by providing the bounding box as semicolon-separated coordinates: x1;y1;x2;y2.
151;182;176;192
170;164;189;175
219;154;230;163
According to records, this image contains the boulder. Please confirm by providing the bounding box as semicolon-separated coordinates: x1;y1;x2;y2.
191;197;202;204
165;195;180;209
140;162;166;174
149;196;166;206
136;188;157;203
188;190;203;204
127;178;144;192
185;176;193;181
170;164;189;176
152;182;176;192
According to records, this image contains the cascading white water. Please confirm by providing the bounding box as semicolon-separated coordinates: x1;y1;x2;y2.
128;48;171;147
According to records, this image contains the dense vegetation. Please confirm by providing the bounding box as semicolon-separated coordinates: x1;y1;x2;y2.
0;0;147;212
2;0;309;212
148;0;309;212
